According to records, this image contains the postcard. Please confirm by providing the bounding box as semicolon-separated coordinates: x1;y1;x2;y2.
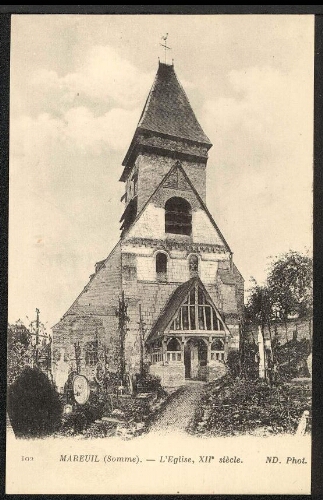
6;14;313;494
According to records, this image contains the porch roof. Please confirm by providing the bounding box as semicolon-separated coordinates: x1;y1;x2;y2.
146;276;228;344
146;278;196;344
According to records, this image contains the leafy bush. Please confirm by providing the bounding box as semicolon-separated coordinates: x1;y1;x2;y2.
114;397;150;423
8;367;62;438
276;338;310;380
82;420;117;439
134;373;166;398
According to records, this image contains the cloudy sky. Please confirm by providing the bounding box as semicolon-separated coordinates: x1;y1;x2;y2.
9;15;314;328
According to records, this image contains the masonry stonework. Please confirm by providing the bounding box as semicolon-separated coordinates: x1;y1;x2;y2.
135;152;207;212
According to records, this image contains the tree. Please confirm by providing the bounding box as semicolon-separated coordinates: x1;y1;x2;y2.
8;316;53;385
7;321;34;385
267;250;312;321
244;250;312;381
246;282;273;333
267;250;313;351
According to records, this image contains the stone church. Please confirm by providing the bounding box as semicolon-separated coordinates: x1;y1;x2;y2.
52;61;244;388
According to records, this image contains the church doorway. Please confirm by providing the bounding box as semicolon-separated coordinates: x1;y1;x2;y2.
184;338;208;381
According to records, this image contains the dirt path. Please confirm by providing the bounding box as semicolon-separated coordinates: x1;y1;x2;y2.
148;381;205;435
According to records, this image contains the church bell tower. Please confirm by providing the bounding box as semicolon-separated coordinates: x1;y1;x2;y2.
119;61;212;235
118;60;244;384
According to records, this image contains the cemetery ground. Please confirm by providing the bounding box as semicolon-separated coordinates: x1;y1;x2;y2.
56;374;311;439
188;375;311;437
7;331;312;440
8;338;311;440
7;370;311;440
66;337;312;439
188;337;312;437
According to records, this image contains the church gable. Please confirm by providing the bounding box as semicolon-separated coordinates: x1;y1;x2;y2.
163;164;190;191
123;162;230;251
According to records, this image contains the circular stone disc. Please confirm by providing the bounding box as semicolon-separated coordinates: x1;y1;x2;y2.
72;374;90;405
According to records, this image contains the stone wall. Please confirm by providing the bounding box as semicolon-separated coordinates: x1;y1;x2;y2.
52;234;242;387
52;315;120;385
247;317;312;345
65;243;122;317
149;362;185;387
227;324;240;350
52;243;122;385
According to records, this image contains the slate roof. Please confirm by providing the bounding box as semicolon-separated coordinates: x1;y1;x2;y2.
137;62;211;146
146;278;196;343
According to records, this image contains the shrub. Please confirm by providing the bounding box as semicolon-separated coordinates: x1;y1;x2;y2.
8;367;62;438
227;350;240;378
189;375;311;436
276;338;311;380
134;373;165;397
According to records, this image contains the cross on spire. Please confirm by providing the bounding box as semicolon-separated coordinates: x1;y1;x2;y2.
160;33;171;65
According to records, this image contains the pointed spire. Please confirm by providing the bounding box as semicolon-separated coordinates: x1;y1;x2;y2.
121;62;212;181
137;62;211;146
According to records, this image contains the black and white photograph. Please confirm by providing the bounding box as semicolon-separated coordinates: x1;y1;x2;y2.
6;14;313;494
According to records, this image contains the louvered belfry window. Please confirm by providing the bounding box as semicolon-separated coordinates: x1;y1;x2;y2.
165;197;192;235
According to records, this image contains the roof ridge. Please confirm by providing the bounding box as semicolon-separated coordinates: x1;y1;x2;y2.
146;277;196;343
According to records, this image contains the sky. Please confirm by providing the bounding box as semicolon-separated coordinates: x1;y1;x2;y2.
9;14;314;329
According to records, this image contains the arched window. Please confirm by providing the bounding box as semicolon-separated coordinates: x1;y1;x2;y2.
165;197;192;236
189;254;199;277
211;339;225;361
156;252;167;282
167;338;181;351
166;337;181;362
211;339;224;351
